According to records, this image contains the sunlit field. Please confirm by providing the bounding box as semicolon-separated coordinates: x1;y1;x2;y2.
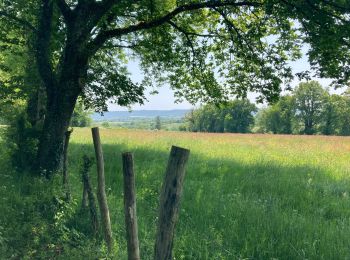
71;129;350;259
2;128;350;258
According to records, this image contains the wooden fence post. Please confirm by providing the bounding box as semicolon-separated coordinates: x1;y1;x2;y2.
82;185;88;208
63;128;73;200
81;155;99;235
91;127;113;252
154;146;190;260
122;152;140;260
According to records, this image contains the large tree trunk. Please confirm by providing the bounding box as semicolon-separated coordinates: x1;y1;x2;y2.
35;82;80;178
34;0;92;177
304;119;314;135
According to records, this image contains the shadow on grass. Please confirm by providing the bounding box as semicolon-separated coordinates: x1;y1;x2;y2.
1;138;349;259
63;141;350;259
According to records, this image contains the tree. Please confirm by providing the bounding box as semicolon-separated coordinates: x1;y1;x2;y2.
185;99;256;133
255;95;294;134
320;94;342;135
223;99;257;133
255;106;282;134
70;100;92;127
185;105;223;132
337;90;350;136
196;105;224;132
255;87;350;136
155;116;161;130
294;81;327;135
1;1;350;176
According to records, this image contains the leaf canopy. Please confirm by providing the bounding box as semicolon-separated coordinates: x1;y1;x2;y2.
0;0;349;110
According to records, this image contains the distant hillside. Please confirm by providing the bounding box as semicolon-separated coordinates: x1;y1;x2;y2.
92;109;191;122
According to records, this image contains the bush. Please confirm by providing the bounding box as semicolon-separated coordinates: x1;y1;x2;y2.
101;121;110;128
184;100;257;133
0;100;42;171
70;100;92;127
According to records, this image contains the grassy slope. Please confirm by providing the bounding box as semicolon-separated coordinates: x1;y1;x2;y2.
2;129;350;259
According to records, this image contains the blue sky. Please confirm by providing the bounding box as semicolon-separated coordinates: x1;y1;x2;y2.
108;48;337;111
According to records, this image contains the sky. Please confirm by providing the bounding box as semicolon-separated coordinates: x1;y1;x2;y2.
108;47;338;111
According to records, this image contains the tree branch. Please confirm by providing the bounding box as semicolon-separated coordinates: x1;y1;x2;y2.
281;0;350;49
0;11;37;32
305;0;349;24
167;21;199;69
319;0;350;12
56;0;73;22
101;39;139;49
168;20;218;38
70;0;124;42
87;0;261;54
96;0;123;12
76;0;122;23
36;0;56;95
214;7;256;54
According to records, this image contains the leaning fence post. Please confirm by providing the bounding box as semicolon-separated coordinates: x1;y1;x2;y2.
122;152;140;260
91;127;113;252
81;155;99;235
82;184;88;208
63;128;73;200
154;146;190;260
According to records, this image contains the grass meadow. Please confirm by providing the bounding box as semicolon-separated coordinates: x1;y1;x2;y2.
1;128;350;259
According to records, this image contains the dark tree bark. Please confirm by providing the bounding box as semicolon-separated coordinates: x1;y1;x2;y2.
63;128;73;200
304;119;314;135
154;146;190;260
36;88;80;176
81;155;99;235
122;152;140;260
34;28;89;175
34;0;90;176
91;127;113;252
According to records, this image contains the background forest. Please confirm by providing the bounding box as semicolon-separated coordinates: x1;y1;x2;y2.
182;81;350;136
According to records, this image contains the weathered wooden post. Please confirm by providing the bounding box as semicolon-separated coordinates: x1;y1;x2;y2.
91;127;113;252
63;128;73;200
154;146;190;260
122;152;140;260
81;155;99;235
82;184;88;208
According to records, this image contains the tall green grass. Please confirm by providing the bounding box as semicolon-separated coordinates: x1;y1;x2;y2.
1;129;350;259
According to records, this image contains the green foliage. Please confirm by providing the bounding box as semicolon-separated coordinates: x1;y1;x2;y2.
320;94;342;135
3;0;349;113
255;82;350;136
185;99;257;133
0;169;73;258
223;100;258;133
138;5;301;104
336;90;350;136
294;81;328;135
0;1;46;171
0;143;114;258
0;0;41;106
155;116;161;130
2;103;42;171
82;49;146;112
96;117;185;131
101;121;110;128
255;96;295;134
0;21;29;102
70;100;92;127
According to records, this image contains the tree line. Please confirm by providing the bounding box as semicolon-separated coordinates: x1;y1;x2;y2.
182;99;257;133
182;81;350;136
